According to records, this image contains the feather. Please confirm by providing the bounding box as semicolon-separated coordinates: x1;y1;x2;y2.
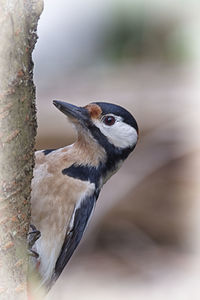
49;191;99;287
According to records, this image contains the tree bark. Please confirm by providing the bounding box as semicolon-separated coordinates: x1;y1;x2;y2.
0;1;43;299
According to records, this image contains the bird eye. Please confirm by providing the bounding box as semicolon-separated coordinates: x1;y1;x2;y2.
103;116;116;126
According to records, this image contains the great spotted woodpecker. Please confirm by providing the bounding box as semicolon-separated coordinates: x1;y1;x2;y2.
30;101;138;290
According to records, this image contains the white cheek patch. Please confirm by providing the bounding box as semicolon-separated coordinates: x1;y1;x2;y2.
93;118;138;149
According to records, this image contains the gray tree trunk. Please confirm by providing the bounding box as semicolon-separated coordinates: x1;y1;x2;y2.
0;1;43;299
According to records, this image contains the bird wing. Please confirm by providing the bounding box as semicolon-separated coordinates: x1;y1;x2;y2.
50;191;99;286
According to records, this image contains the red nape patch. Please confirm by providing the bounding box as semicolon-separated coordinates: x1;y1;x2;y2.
85;104;102;119
36;260;41;270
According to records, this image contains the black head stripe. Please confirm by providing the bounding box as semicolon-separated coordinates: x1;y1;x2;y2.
87;124;134;176
89;124;134;157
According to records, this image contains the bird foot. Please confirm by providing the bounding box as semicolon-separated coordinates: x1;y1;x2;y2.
28;224;41;258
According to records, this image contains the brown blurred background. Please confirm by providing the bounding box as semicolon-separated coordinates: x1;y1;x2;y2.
33;0;200;299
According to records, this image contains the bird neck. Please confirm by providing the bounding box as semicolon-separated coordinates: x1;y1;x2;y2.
72;132;106;167
99;145;133;185
69;129;134;188
84;124;135;184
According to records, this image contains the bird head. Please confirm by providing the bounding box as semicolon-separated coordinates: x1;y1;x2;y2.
53;100;138;150
53;100;138;179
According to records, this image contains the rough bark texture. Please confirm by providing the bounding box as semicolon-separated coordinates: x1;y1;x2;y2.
0;1;43;299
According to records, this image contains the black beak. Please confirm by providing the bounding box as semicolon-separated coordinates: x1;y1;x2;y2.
53;100;90;126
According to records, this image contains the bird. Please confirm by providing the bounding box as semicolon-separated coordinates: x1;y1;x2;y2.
30;100;138;290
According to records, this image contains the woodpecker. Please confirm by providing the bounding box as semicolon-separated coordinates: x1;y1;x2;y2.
30;101;138;290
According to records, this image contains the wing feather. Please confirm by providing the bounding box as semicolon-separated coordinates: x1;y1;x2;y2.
49;191;99;286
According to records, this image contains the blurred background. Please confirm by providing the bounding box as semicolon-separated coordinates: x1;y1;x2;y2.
33;0;200;299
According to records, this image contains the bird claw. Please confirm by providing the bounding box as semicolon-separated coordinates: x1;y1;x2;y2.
28;224;41;258
28;249;40;258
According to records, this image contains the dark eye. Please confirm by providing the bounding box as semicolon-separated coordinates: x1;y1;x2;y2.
103;115;116;126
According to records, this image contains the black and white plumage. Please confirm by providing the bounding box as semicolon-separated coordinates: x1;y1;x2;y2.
31;101;138;290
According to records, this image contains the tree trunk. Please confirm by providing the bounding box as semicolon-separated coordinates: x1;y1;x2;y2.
0;1;43;299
